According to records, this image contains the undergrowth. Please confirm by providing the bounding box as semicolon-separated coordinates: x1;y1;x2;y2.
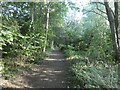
1;52;46;80
63;49;119;89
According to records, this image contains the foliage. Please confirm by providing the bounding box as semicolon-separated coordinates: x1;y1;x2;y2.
1;1;120;88
71;60;119;88
1;2;68;79
58;2;120;88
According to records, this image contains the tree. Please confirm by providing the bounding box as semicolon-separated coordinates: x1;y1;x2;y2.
104;0;119;62
84;1;120;62
43;1;50;52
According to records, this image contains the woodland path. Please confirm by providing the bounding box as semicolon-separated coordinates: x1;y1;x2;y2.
2;49;70;88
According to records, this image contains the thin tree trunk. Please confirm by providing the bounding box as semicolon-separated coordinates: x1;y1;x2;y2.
30;3;35;31
51;40;54;49
43;2;50;52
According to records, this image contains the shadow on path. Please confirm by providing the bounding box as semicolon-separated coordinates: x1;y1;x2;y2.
2;49;70;88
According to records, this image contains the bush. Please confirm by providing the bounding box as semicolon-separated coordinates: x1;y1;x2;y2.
71;60;119;88
64;49;76;56
59;44;67;50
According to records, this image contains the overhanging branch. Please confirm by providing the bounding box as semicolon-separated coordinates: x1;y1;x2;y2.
96;3;106;14
91;2;105;6
84;10;108;20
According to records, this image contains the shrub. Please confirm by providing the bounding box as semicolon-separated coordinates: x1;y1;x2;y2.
71;60;119;88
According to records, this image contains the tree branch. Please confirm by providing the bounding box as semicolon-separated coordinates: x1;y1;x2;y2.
83;10;108;20
91;2;105;6
97;2;105;5
109;7;115;17
95;3;106;14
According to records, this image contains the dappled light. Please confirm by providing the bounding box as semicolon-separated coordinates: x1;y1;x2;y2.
2;49;70;88
1;0;120;89
45;58;65;61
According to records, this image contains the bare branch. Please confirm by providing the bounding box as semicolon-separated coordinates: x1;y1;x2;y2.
97;2;105;5
109;7;115;17
95;3;106;14
90;2;115;20
103;0;115;17
91;2;105;6
83;10;108;20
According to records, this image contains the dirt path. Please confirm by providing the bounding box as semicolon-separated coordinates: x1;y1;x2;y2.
2;49;70;88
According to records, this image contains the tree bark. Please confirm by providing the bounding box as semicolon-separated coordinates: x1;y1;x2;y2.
43;2;50;52
104;1;119;62
114;1;119;47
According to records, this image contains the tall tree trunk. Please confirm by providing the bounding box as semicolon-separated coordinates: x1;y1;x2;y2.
43;2;50;52
104;1;119;62
114;1;119;47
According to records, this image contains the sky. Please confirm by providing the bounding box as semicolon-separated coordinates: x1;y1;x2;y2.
66;0;90;21
66;0;116;21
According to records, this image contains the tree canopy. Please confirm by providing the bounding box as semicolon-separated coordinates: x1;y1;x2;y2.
0;0;120;88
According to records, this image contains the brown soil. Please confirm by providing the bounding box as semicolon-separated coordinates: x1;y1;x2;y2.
2;49;70;88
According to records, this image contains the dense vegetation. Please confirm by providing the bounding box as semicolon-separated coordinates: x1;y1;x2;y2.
0;1;120;88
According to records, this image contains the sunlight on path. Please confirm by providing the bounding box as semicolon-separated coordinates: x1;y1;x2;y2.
2;49;70;88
